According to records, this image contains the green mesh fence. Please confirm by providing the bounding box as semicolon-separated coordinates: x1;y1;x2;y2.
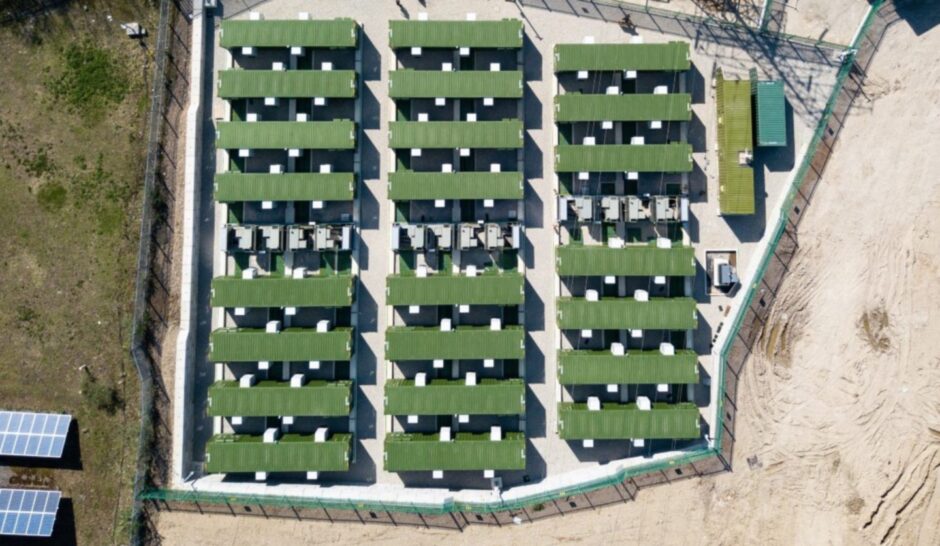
141;0;887;519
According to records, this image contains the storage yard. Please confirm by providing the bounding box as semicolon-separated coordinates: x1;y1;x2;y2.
169;0;839;499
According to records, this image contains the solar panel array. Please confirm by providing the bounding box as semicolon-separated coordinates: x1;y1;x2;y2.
0;411;71;458
0;489;60;537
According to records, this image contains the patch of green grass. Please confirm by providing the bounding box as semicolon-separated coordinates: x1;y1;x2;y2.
36;181;67;211
47;41;130;120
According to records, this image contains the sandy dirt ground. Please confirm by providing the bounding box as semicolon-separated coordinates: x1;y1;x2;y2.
780;0;871;45
155;5;940;546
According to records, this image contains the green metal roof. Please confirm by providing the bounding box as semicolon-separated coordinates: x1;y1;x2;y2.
557;350;699;385
717;73;755;215
384;378;525;415
555;93;691;122
556;244;695;277
388;171;523;201
389;70;523;99
558;403;701;440
554;42;690;72
207;380;352;417
389;20;523;49
555;143;692;173
205;433;351;473
219;70;357;99
754;80;787;147
384;432;526;471
386;273;523;306
220;19;358;49
216;121;356;150
389;120;523;149
385;326;525;361
557;297;698;330
214;172;355;202
210;275;353;308
209;327;353;362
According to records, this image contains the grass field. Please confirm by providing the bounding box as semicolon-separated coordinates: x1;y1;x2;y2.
0;1;157;543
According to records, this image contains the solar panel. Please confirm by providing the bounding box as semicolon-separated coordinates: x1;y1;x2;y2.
0;411;71;459
0;489;61;537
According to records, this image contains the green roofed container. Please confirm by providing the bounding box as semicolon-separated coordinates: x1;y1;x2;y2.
219;70;357;99
386;272;523;306
556;244;695;277
205;433;351;473
209;328;353;362
555;143;692;173
389;19;523;49
716;71;755;215
753;80;787;147
558;402;701;440
555;93;691;123
385;326;525;361
220;19;358;49
557;297;698;330
554;42;690;72
389;120;522;149
384;378;525;416
211;275;353;308
207;380;353;417
557;350;699;385
384;432;526;471
214;172;355;203
216;121;356;150
388;171;523;201
389;70;523;99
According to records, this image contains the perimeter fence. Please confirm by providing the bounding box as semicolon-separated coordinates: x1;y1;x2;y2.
140;0;898;532
130;0;194;543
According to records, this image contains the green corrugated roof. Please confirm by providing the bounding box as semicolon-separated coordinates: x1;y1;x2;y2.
219;70;357;99
220;19;358;49
558;403;701;440
384;432;526;471
216;121;356;150
555;143;692;173
209;328;353;362
389;20;523;49
386;273;523;306
214;172;355;202
717;73;755;215
390;70;523;99
554;42;690;72
754;80;787;147
388;171;523;201
385;326;525;361
207;380;352;417
384;378;525;415
557;297;698;330
389;120;522;149
210;275;353;308
555;93;691;122
557;350;699;385
205;433;351;473
556;244;695;277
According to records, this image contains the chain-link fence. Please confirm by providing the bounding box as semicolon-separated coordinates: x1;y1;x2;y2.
130;0;194;543
138;0;897;532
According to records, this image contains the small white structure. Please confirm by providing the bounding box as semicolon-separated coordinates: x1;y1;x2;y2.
604;275;616;285
583;136;596;146
660;342;675;356
265;320;281;334
578;172;590;181
415;372;427;387
465;372;477;386
262;427;278;443
442;163;454;173
459;304;470;313
587;397;601;411
239;374;256;388
577;70;589;80
440;318;452;332
316;320;330;333
246;112;259;122
433;359;445;369
631;136;646;145
272;62;285;71
484;359;495;369
634;289;649;302
411;148;422;157
581;329;593;339
653;85;668;95
459;47;471;57
483;97;494;107
490;426;502;441
490;318;502;331
269;164;283;174
290;374;304;388
440;426;452;441
602;121;614;130
483;199;495;208
636;396;652;411
585;289;599;302
460;148;471;157
321;62;333;71
490;63;501;72
411;46;422;56
417;112;429;122
466;113;477;122
490;163;501;173
434;199;447;208
442;62;453;72
435;97;447;106
606;86;619;95
611;343;625;356
314;427;328;443
308;361;320;370
408;305;420;315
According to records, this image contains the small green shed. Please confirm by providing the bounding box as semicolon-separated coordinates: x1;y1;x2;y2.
752;80;787;147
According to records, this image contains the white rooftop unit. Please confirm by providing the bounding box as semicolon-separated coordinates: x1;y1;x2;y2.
611;342;625;356
239;374;256;388
585;289;599;302
490;426;502;441
411;46;422;56
440;426;451;441
490;318;502;331
415;372;427;387
262;427;279;443
316;320;330;333
490;63;501;72
290;374;305;388
314;427;328;443
440;318;452;332
265;320;281;333
634;289;649;302
465;372;477;386
660;342;675;356
320;62;332;71
636;396;652;411
587;397;601;411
